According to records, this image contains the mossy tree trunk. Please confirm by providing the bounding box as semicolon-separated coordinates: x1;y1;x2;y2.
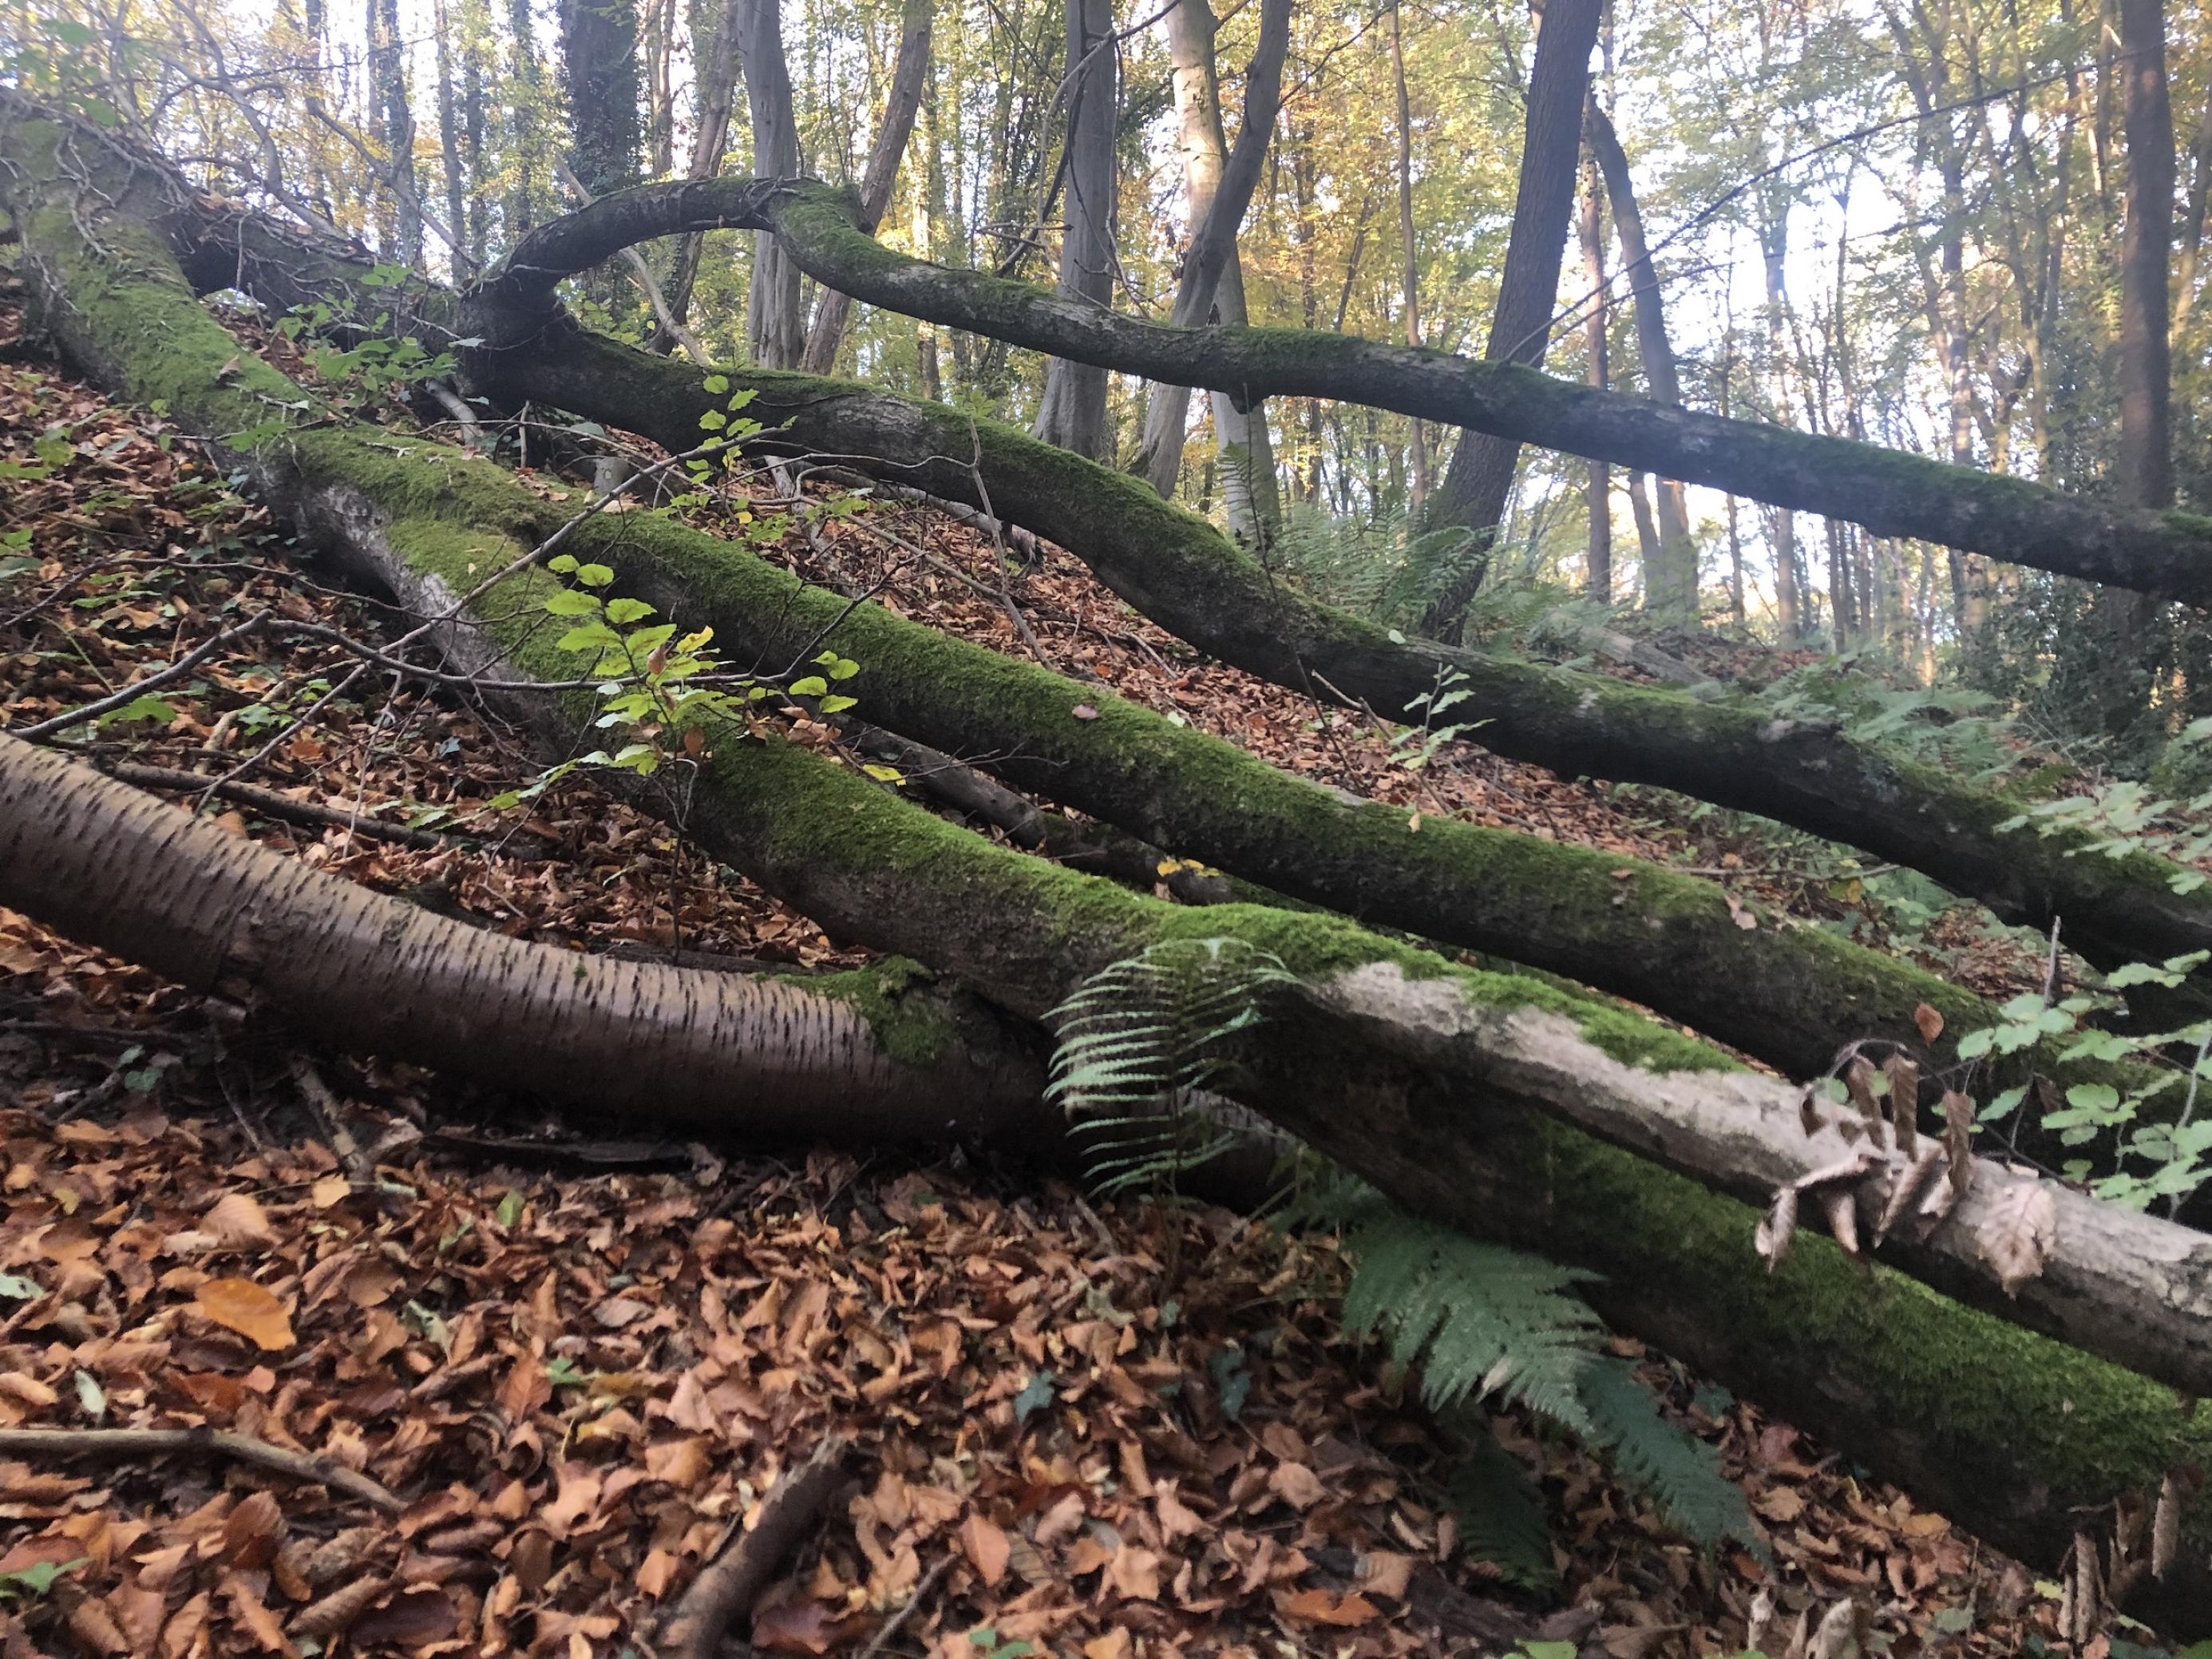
7;94;2212;1636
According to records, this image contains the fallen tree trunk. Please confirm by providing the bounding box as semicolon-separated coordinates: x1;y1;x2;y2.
482;332;2212;1002
108;151;2212;1013
8;99;2211;1633
483;175;2212;608
0;736;1042;1138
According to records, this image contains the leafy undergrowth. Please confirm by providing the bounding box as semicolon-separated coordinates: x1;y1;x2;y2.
0;279;2157;1657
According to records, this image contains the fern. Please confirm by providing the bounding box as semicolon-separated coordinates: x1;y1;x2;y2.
1047;938;1295;1198
1576;1357;1758;1550
1442;1427;1559;1590
1268;503;1481;632
1293;1170;1758;1552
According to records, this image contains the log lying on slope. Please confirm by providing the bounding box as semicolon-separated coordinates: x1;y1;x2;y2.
0;737;1042;1138
7;101;2211;1633
485;175;2212;608
103;139;2212;1021
490;326;2212;994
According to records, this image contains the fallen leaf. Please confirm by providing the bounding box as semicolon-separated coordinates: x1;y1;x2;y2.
751;1599;849;1655
1283;1588;1379;1626
959;1514;1010;1587
1913;1002;1945;1044
1268;1462;1326;1510
204;1192;278;1249
1975;1173;2058;1295
195;1278;295;1350
348;1586;457;1647
1071;703;1099;720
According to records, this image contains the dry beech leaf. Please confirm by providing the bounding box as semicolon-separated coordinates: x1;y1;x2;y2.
1755;1186;1798;1273
291;1577;390;1640
1284;1589;1379;1626
958;1513;1010;1587
1355;1550;1415;1602
1107;1543;1161;1601
195;1277;295;1350
220;1490;285;1570
1913;1001;1945;1044
1745;1586;1777;1654
1975;1173;2058;1296
223;1574;297;1657
1942;1090;1977;1203
349;1586;457;1648
1818;1185;1861;1261
2153;1471;2181;1579
751;1599;849;1655
204;1192;278;1249
1884;1053;1920;1159
1268;1462;1326;1509
1874;1145;1945;1245
1842;1057;1886;1151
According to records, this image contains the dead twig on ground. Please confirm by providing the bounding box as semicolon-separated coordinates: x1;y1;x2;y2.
0;1426;404;1514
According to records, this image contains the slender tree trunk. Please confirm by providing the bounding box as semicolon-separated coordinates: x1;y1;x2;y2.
742;0;805;366
662;0;744;337
1422;0;1604;583
433;0;469;279
1388;0;1427;513
505;0;543;238
798;0;933;374
461;0;489;267
1585;100;1696;624
1032;0;1119;458
1759;200;1799;639
1133;0;1287;543
1577;149;1611;605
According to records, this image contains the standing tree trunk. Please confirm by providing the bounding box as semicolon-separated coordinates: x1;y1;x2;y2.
1577;148;1611;605
2086;0;2174;738
662;0;745;339
742;0;805;366
370;0;421;263
505;0;544;239
1387;0;1427;513
1758;196;1800;639
433;0;470;279
558;0;642;200
1585;99;1697;625
1032;0;1120;458
1420;0;1604;628
799;0;934;374
1132;0;1288;544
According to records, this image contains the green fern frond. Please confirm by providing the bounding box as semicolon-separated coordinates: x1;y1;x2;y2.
1443;1429;1559;1590
1048;938;1296;1199
1575;1356;1759;1550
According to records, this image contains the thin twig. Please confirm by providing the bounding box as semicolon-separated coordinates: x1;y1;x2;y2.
857;1555;952;1659
0;1427;403;1514
11;613;268;740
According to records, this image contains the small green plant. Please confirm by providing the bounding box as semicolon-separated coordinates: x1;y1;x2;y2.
0;1558;87;1605
1387;663;1485;776
1957;952;2212;1211
964;1627;1035;1659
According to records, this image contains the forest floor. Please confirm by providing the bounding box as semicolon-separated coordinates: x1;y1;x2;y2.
0;276;2141;1659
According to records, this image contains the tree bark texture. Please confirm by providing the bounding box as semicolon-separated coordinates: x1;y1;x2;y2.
1031;0;1118;458
6;107;2210;1627
557;0;642;200
1578;152;1611;604
1420;0;1604;612
0;738;1042;1138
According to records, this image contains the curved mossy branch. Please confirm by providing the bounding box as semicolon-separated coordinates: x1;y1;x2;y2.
489;326;2212;996
482;173;2212;607
10;121;2212;1629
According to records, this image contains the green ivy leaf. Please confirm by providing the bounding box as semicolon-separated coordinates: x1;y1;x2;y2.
1012;1369;1055;1424
702;374;730;394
